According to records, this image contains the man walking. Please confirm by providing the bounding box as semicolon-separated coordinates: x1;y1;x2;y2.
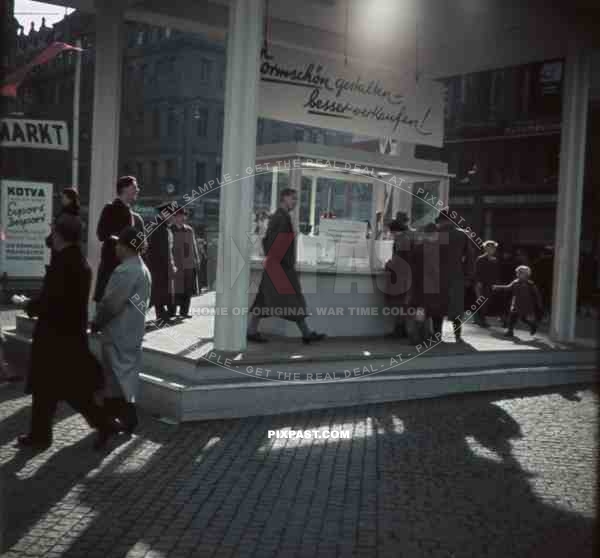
247;188;325;344
429;212;469;341
474;240;500;327
92;227;152;435
94;176;145;302
17;214;117;450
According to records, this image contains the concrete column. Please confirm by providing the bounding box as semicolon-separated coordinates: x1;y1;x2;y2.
290;166;302;230
309;175;317;233
214;0;263;352
550;48;591;342
87;1;124;299
270;167;278;212
439;177;450;208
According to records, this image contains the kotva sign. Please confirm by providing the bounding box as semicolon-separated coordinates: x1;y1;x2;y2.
259;46;444;147
0;118;69;151
0;180;52;278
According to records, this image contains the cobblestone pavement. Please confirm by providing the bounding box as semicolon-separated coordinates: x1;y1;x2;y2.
0;382;597;558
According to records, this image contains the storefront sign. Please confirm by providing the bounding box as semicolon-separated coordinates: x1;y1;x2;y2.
0;180;53;277
259;46;444;147
0;118;69;150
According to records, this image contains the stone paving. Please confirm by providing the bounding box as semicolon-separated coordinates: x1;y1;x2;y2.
0;379;597;558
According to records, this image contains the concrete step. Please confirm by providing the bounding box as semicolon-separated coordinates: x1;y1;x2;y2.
5;324;596;422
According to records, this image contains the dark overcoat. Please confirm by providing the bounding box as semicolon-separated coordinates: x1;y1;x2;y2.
94;199;144;302
25;245;103;398
171;224;200;297
251;208;307;322
432;223;468;320
148;224;174;307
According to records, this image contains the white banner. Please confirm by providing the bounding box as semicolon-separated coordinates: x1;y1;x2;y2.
259;46;444;147
0;180;53;278
0;118;69;150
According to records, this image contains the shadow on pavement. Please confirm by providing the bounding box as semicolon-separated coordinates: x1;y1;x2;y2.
1;385;596;558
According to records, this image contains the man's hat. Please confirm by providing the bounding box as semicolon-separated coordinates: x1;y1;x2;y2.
172;205;190;216
155;201;179;216
110;226;142;251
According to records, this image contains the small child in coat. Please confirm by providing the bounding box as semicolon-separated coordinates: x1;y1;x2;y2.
492;265;544;337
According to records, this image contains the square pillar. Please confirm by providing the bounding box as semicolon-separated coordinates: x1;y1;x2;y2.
87;1;124;298
214;0;263;352
550;48;591;342
290;166;302;230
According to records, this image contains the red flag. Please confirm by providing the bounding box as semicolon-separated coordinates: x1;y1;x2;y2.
1;42;83;97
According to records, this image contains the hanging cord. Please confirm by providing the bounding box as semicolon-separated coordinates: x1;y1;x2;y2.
415;18;419;83
344;0;350;66
263;0;271;56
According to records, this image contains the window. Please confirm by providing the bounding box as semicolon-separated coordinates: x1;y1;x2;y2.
199;59;212;82
167;108;177;137
136;162;144;183
196;162;206;186
153;109;160;137
136;29;145;46
151;160;159;186
294;129;304;142
257;119;264;144
166;159;176;179
157;57;175;76
195;108;208;136
218;65;226;89
215;164;222;181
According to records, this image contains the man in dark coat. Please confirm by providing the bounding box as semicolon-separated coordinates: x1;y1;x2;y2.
474;240;501;327
170;207;201;318
429;214;469;341
148;202;177;322
17;214;117;450
94;176;145;302
247;188;325;344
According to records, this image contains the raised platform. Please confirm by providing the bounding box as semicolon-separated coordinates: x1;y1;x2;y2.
4;293;597;422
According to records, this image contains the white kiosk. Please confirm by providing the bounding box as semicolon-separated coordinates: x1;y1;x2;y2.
248;142;451;338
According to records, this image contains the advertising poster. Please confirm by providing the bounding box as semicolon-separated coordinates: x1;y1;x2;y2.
0;179;53;278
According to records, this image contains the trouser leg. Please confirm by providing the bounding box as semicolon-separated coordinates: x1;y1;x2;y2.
507;311;518;333
30;392;58;444
296;319;312;337
104;396;138;434
452;317;463;339
180;295;191;316
431;315;443;336
67;392;109;431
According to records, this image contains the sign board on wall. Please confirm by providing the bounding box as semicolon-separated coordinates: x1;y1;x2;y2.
259;46;444;147
0;180;53;278
0;119;69;150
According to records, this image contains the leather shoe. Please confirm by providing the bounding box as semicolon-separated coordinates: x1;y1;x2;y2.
17;434;51;450
302;332;326;345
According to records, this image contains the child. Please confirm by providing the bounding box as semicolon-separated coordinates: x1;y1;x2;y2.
492;265;544;337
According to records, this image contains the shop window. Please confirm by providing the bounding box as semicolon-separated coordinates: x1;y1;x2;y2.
195;108;208;136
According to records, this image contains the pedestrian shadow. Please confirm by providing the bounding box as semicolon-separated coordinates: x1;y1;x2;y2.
1;432;134;552
1;388;596;558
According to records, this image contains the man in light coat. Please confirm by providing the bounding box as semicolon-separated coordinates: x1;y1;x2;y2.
92;226;152;434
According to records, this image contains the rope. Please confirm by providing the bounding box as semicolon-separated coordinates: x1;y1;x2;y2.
344;0;350;66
